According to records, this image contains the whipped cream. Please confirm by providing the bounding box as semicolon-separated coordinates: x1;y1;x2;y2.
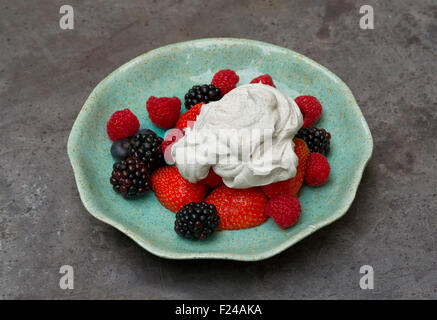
171;83;303;188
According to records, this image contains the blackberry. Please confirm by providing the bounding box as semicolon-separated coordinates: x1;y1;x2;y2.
184;84;221;109
296;127;331;156
110;157;151;199
127;129;164;172
174;202;220;240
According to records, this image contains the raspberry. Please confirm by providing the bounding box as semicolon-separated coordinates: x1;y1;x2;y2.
250;74;276;87
146;96;181;129
106;109;140;142
211;69;239;95
265;194;301;229
295;95;322;128
304;152;330;187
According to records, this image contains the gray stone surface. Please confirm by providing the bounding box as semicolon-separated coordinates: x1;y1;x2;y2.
1;0;436;299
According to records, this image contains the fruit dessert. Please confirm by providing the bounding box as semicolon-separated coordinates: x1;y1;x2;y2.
105;69;332;241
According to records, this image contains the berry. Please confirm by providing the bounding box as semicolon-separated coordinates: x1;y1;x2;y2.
198;168;223;188
304;152;330;187
205;185;268;230
175;103;204;130
174;202;220;240
265;194;301;229
294;95;322;128
151;166;209;213
261;138;310;198
110;157;151;199
106;109;140;142
161;128;185;164
211;69;239;95
184;84;221;109
146;96;181;129
250;74;276;87
110;138;130;160
295;127;331;156
127;129;164;172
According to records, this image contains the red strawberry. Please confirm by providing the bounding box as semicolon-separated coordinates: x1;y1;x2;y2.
295;95;322;128
261;138;310;198
250;74;276;87
198;168;223;188
161;128;184;164
175;103;204;130
211;69;239;95
146;96;181;129
205;185;268;230
151;166;209;213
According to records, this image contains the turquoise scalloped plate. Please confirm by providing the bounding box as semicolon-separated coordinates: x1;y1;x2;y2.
68;38;373;261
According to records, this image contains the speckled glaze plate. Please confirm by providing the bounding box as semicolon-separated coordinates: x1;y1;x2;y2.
68;38;373;261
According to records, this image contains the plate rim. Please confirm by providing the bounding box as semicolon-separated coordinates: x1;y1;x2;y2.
67;37;373;261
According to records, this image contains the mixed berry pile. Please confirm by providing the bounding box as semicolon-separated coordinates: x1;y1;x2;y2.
105;69;332;240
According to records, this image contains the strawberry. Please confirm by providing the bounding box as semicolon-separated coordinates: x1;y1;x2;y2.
175;103;204;130
151;166;209;213
250;74;276;87
205;185;268;230
161;128;184;164
198;168;223;188
261;138;310;198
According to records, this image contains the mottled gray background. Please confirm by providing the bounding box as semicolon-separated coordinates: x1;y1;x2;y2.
1;0;436;299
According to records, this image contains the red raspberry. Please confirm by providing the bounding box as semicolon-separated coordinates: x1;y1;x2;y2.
106;109;140;142
265;194;301;229
250;74;276;87
161;128;184;164
146;96;181;129
211;69;239;95
304;152;330;187
198;168;223;188
295;95;322;128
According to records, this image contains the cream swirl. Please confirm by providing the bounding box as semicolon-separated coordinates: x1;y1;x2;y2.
170;83;303;188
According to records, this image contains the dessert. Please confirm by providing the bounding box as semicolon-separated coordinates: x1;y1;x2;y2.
105;69;332;240
171;83;303;189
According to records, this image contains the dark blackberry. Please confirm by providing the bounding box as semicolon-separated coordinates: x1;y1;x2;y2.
110;157;151;199
174;202;220;240
127;129;164;172
184;84;221;109
296;127;331;155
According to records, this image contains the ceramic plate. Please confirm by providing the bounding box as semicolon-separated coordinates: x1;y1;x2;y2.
68;38;373;261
